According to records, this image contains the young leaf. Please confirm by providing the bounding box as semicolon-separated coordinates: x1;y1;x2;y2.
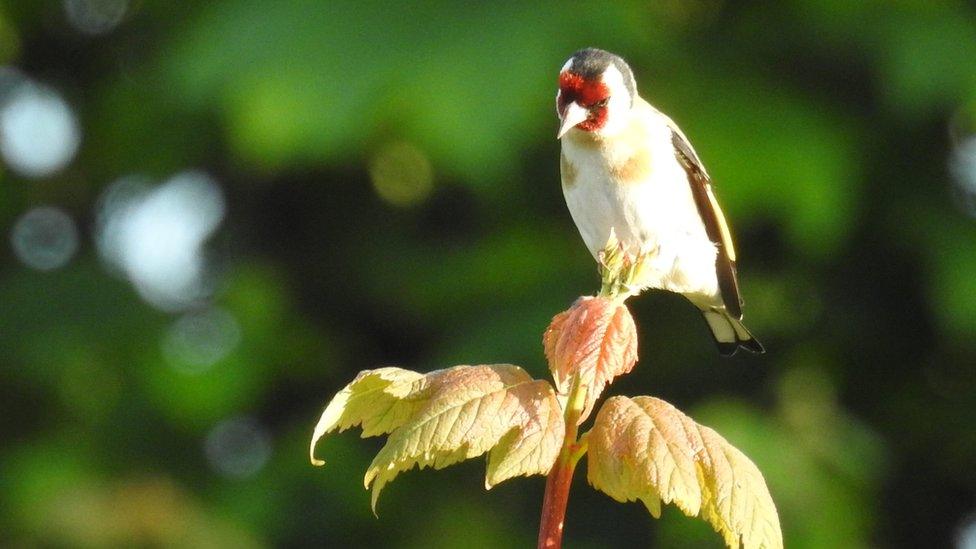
310;364;565;511
586;396;782;549
543;296;638;422
309;367;430;466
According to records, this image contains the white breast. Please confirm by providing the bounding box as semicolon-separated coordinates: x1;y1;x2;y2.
561;116;719;299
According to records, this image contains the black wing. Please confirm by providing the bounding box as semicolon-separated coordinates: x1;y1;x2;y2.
670;126;744;318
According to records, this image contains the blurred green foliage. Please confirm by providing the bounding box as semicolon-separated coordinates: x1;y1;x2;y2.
1;0;976;547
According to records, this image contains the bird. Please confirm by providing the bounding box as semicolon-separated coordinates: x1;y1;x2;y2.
556;47;764;356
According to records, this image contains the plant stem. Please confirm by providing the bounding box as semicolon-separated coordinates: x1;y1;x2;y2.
537;377;587;549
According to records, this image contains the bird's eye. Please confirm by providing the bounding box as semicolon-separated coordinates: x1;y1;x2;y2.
591;98;609;109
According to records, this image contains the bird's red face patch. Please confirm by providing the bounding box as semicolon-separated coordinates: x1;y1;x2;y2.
557;71;610;132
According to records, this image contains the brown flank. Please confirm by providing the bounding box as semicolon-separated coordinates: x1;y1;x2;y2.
611;148;651;183
560;151;578;189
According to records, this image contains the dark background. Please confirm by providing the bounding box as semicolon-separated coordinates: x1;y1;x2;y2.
2;1;975;547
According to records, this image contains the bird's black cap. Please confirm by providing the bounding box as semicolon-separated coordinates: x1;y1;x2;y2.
567;48;636;100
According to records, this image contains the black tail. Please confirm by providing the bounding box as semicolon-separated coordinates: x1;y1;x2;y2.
701;309;765;357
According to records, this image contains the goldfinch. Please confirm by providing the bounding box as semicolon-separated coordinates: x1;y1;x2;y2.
556;48;764;356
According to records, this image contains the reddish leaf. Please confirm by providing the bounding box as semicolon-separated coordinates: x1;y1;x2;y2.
543;296;638;422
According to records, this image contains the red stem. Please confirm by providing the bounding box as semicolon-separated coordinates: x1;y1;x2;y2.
537;449;579;549
538;374;585;549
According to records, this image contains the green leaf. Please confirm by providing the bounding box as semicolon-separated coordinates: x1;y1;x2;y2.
587;396;782;549
309;367;429;465
310;365;564;512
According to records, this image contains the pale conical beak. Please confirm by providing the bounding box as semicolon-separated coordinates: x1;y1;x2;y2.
557;102;589;139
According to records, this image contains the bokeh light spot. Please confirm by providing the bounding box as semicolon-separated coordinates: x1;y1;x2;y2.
949;135;976;218
11;206;79;270
63;0;128;36
162;307;242;375
368;141;434;207
0;83;80;178
204;416;272;479
958;512;976;549
96;171;225;311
